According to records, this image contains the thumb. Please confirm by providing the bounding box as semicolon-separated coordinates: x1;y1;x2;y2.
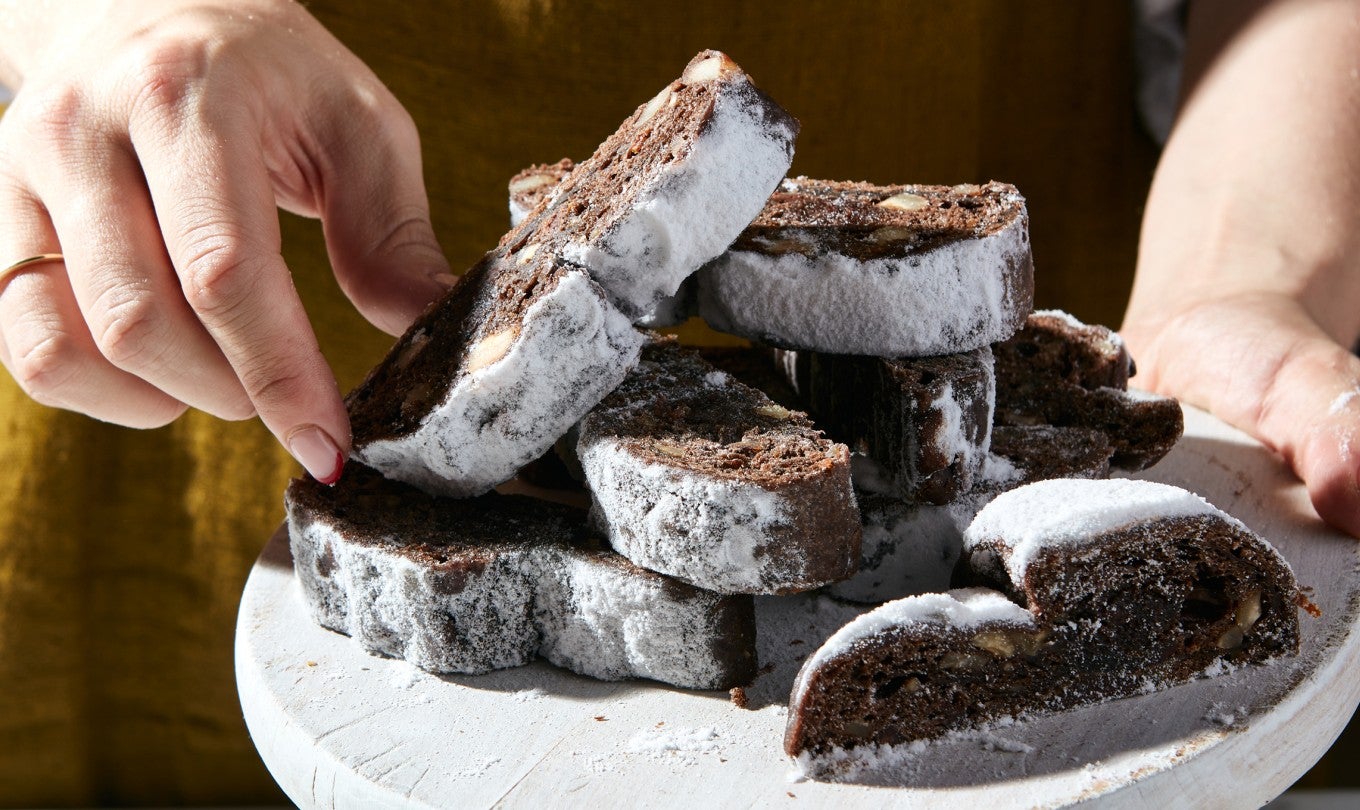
316;94;453;336
1124;294;1360;537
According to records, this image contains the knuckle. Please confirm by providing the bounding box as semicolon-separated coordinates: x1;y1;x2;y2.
11;333;81;406
371;208;440;261
93;295;166;370
383;99;421;150
179;235;257;319
123;37;211;120
21;83;89;144
239;362;310;413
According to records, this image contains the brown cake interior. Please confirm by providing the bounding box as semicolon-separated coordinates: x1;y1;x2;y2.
509;51;795;252
993;313;1181;470
731;179;1026;262
990;425;1113;482
993;312;1131;398
785;620;1054;756
591;339;838;487
346;241;569;445
977;516;1301;685
287;463;577;570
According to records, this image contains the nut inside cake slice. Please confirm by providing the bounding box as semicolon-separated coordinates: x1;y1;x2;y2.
576;337;860;595
785;479;1303;780
345;239;642;498
695;177;1034;355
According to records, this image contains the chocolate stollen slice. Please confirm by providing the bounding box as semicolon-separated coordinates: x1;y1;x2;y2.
695;178;1033;355
513;50;798;321
785;588;1044;775
993;310;1182;470
785;479;1302;778
287;464;756;690
961;478;1300;683
780;346;995;504
347;239;641;497
576;338;860;595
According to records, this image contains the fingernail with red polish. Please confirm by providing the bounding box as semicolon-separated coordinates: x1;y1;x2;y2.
288;425;345;485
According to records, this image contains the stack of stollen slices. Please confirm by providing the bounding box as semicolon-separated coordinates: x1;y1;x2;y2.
284;48;1303;779
291;50;811;690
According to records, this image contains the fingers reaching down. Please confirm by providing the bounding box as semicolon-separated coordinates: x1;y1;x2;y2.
0;183;188;428
300;77;454;335
23;126;256;422
128;91;350;483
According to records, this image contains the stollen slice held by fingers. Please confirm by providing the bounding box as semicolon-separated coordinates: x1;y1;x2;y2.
347;50;797;496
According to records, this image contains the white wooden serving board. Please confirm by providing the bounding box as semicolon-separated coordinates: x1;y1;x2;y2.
236;405;1360;809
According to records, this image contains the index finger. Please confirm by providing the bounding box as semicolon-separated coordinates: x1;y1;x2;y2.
128;88;349;483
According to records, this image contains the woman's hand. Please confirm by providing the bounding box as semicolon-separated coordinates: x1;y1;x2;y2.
1123;0;1360;535
0;0;451;482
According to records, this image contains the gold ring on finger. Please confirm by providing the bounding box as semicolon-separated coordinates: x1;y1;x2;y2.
0;253;64;286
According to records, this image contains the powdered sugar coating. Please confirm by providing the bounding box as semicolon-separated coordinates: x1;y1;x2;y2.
289;517;539;674
964;479;1245;583
288;492;752;690
509;172;692;328
577;340;858;595
581;440;799;594
792;589;1034;706
354;271;642;496
561;77;796;320
534;547;745;688
694;217;1031;355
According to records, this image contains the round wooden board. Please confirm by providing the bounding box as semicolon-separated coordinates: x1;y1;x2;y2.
237;404;1360;809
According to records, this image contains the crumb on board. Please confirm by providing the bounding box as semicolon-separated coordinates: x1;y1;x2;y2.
729;686;749;709
594;715;608;722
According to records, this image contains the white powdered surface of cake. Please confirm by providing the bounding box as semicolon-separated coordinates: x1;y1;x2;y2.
964;478;1244;583
288;517;541;674
930;348;995;477
791;588;1033;706
693;218;1029;355
290;512;744;688
580;440;796;594
561;81;795;320
355;270;642;497
532;549;736;690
